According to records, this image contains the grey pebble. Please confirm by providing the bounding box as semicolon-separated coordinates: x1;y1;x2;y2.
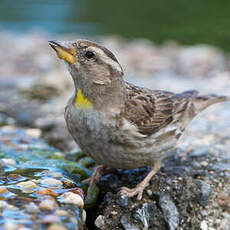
195;180;211;207
116;194;129;207
159;194;179;230
120;216;140;230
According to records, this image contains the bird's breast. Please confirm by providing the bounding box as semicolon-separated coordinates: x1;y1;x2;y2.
65;105;180;169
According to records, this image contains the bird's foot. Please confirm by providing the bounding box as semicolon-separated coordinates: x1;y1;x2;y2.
83;165;112;198
119;161;162;200
120;181;149;200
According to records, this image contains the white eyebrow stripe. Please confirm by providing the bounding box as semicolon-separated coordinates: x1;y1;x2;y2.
88;46;123;73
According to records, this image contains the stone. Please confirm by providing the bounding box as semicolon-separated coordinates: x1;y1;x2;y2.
17;180;37;193
120;215;140;230
25;202;39;214
0;186;8;194
132;202;158;230
195;180;211;207
36;188;59;197
159;194;179;230
200;220;208;230
39;195;58;210
40;178;63;187
58;192;84;208
116;194;129;207
25;128;41;138
47;224;67;230
95;215;106;229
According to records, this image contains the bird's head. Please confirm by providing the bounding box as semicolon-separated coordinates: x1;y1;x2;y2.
49;39;125;111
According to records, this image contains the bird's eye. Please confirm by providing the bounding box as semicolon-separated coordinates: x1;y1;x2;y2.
85;51;95;59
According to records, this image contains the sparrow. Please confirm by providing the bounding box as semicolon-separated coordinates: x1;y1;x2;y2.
49;39;230;200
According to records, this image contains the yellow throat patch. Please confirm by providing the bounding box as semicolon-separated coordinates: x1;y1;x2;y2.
74;89;93;109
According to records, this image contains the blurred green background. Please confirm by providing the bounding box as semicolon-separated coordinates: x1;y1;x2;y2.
1;0;230;50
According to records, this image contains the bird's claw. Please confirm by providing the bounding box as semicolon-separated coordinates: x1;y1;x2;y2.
119;182;149;200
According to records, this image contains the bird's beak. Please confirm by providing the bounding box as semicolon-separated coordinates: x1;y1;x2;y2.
49;40;76;64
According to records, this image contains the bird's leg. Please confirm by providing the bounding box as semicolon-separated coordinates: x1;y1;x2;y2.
120;160;162;200
85;165;110;197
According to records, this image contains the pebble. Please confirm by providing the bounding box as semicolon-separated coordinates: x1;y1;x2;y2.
36;188;59;197
95;215;106;229
58;192;84;208
0;200;7;208
1;158;16;166
116;194;129;207
200;220;208;230
47;224;67;230
39;195;58;210
111;211;118;215
25;128;41;138
40;178;63;187
195;180;211;207
159;194;179;230
217;194;230;209
132;202;157;230
25;202;40;214
120;215;140;230
82;209;87;223
3;222;21;230
55;209;69;216
39;214;60;224
17;180;37;193
0;186;8;194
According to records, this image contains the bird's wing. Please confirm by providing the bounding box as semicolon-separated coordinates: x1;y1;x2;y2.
123;82;198;135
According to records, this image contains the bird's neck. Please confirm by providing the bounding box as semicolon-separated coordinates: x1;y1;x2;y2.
73;77;126;113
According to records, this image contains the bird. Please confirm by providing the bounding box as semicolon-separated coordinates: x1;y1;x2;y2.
49;39;230;200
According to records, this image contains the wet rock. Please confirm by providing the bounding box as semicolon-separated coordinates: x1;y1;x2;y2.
36;188;59;197
0;186;8;194
39;214;60;224
17;180;37;193
25;128;41;138
39;195;58;210
1;158;16;166
159;194;179;230
0;126;88;229
47;224;67;230
58;192;84;208
25;202;39;214
39;178;63;188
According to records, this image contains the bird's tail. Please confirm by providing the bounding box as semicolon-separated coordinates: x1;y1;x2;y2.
194;94;230;113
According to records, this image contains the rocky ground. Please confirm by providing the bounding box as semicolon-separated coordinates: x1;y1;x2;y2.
0;31;229;229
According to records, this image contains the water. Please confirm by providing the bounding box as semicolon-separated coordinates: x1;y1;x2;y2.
1;0;230;51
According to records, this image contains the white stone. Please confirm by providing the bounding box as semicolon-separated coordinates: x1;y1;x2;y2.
2;158;16;166
26;128;42;138
40;178;62;187
200;220;208;230
58;192;84;208
95;215;105;229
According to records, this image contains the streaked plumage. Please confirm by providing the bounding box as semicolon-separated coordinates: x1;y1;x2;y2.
50;39;230;199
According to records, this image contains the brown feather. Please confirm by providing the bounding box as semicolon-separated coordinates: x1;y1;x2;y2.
122;83;200;135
